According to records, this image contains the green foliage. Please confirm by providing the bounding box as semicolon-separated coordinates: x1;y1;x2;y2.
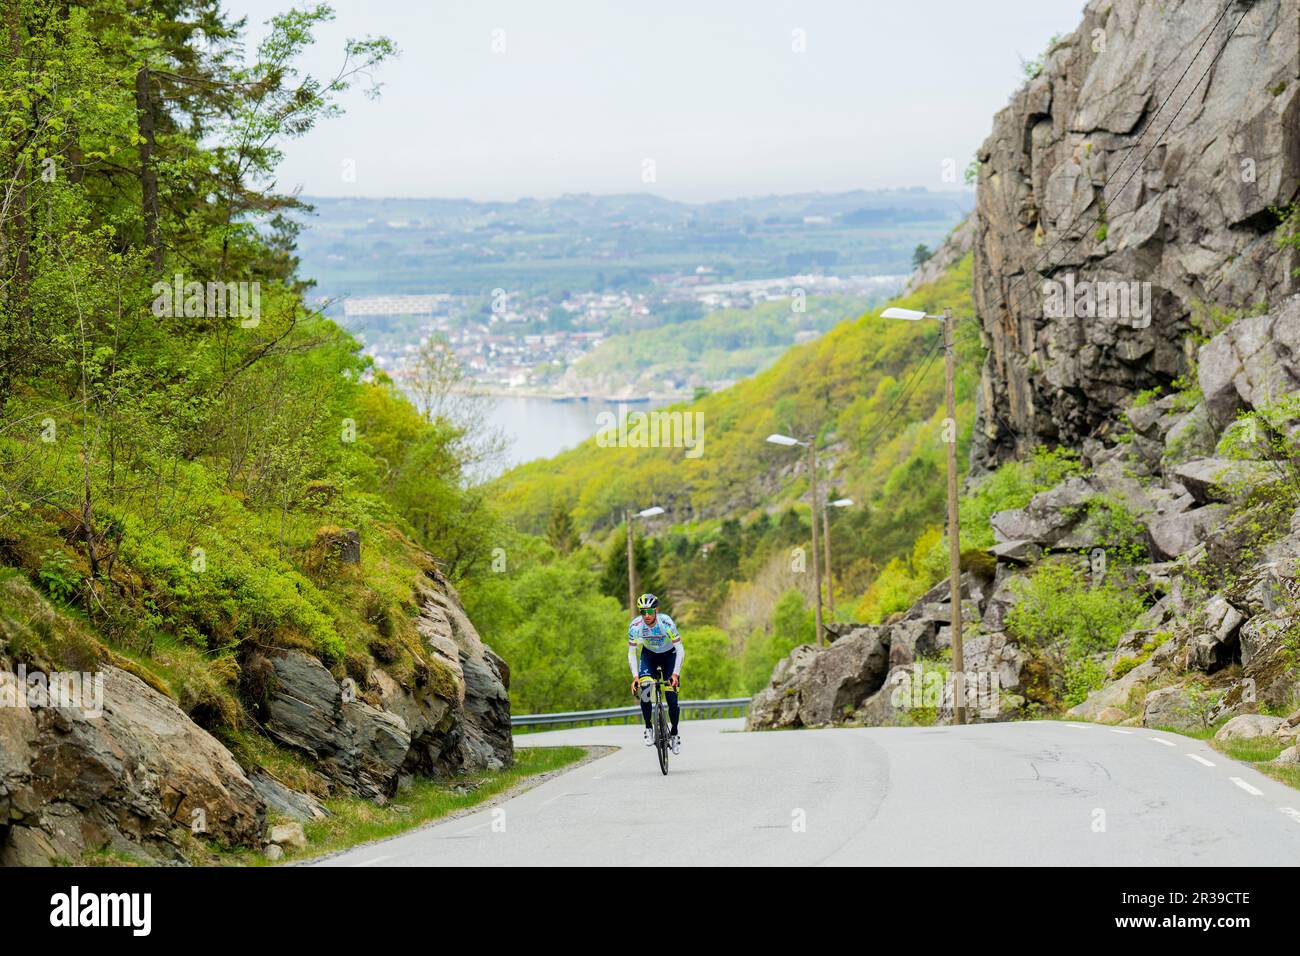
0;3;526;746
36;549;81;605
960;446;1083;550
1020;33;1062;79
1008;562;1147;709
1276;204;1300;277
1084;496;1148;563
1007;561;1146;660
570;295;874;395
462;547;629;714
597;530;662;608
738;589;814;693
1063;657;1108;708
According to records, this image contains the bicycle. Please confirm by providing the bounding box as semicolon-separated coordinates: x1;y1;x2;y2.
637;667;672;776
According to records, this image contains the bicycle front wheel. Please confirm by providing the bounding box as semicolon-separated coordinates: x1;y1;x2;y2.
655;701;670;775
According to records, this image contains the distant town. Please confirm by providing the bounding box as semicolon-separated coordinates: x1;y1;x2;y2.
336;270;906;401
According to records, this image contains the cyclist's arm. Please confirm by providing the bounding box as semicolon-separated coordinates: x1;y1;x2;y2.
665;617;684;676
627;624;640;679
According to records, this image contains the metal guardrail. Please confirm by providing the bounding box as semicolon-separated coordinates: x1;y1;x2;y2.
512;697;751;728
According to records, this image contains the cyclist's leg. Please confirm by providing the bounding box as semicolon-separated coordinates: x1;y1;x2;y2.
660;652;681;735
637;651;654;729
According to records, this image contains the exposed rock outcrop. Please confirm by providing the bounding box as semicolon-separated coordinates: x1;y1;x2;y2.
0;663;264;866
905;213;976;293
969;0;1300;471
0;560;512;865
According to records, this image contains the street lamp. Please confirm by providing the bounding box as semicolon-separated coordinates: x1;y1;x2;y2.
881;306;966;724
625;505;665;616
823;497;853;615
766;432;826;647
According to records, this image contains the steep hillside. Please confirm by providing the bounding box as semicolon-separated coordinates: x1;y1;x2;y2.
748;0;1300;764
0;2;509;865
561;295;879;399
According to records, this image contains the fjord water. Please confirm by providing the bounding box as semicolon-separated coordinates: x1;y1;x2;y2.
487;395;671;473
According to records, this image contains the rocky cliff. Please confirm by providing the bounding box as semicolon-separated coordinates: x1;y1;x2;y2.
750;0;1300;757
970;0;1299;470
0;564;511;865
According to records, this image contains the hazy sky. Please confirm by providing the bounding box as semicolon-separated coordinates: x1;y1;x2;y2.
223;0;1088;202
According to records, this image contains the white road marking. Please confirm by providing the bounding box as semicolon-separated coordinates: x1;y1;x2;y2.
349;854;392;867
1187;753;1216;767
1147;737;1176;747
1230;777;1263;796
1108;729;1133;735
1066;723;1092;729
1279;807;1300;825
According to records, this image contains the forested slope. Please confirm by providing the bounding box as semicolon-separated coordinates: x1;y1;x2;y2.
0;1;507;865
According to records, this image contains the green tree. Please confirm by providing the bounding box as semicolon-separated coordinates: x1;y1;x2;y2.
546;505;579;555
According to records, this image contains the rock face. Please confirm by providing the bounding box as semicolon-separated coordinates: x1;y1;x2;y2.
969;0;1300;470
905;213;976;293
0;561;512;865
748;627;891;729
748;572;1027;730
0;665;264;866
259;569;514;796
263;649;413;800
410;573;513;775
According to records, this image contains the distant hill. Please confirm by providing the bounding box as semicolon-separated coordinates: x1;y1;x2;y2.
292;189;974;301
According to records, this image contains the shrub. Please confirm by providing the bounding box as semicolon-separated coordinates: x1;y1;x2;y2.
36;549;81;605
1008;561;1146;659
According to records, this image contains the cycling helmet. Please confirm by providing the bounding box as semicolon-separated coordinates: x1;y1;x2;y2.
637;593;660;613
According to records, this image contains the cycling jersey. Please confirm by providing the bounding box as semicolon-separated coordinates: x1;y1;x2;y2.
628;613;684;677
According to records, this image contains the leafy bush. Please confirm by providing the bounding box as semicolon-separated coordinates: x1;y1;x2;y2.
1063;657;1108;708
36;549;81;605
1008;561;1146;659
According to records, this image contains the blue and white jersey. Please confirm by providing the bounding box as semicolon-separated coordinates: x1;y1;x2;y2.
628;613;680;655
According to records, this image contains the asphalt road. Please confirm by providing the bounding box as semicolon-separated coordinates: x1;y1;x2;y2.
311;719;1300;866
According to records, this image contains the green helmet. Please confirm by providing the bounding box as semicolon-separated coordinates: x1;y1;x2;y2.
637;593;659;613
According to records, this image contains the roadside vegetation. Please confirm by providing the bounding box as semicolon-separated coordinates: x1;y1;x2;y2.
78;746;591;865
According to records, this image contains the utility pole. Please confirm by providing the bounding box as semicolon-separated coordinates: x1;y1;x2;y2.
807;439;824;647
943;308;966;725
625;509;637;618
822;500;834;616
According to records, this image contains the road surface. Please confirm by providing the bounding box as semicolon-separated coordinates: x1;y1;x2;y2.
311;719;1300;866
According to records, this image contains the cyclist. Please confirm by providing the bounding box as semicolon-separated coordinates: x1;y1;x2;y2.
628;593;683;754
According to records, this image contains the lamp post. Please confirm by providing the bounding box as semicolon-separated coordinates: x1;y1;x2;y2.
625;505;665;616
823;497;853;615
766;433;825;646
880;306;966;724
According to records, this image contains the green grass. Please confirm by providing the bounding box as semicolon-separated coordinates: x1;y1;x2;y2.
1211;736;1300;792
1138;718;1300;792
229;745;590;865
